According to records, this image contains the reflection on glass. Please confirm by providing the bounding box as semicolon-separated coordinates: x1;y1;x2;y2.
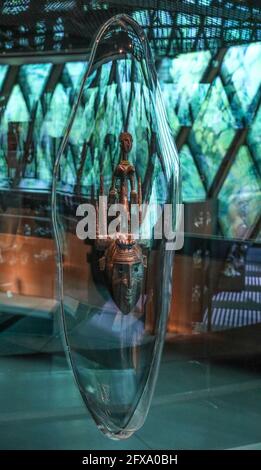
51;14;180;439
0;13;260;451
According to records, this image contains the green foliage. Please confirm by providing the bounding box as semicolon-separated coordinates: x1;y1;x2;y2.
0;41;260;239
219;146;261;238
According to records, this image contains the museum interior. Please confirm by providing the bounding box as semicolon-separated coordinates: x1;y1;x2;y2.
0;0;260;450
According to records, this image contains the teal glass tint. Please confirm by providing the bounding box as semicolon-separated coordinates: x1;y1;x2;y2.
179;145;206;202
219;145;261;238
18;64;52;107
221;43;261;125
51;15;180;439
189;77;236;189
0;42;260;239
0;65;8;89
248;105;261;173
161;51;211;126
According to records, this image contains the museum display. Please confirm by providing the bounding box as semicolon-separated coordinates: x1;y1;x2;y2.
51;14;180;439
95;131;146;315
0;0;260;451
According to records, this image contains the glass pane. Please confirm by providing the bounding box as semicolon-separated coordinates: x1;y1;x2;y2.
19;63;52;107
65;62;86;89
0;11;260;453
160;51;211;126
189;77;236;188
222;43;261;124
180;144;206;202
248;105;261;172
0;64;8;89
219;145;261;238
52;15;180;439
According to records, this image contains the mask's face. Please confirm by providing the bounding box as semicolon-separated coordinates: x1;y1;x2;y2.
111;261;144;314
120;133;133;154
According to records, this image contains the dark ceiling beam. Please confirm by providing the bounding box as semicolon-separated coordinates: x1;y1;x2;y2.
164;13;177;58
0;50;90;65
148;10;159;57
164;14;182;57
0;0;259;23
208;127;248;198
0;5;259;59
136;25;259;35
106;0;261;22
201;48;227;84
43;63;64;95
175;126;191;152
192;14;207;52
132;24;259;31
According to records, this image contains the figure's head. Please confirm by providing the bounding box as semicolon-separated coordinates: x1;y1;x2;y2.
119;132;133;155
103;238;146;314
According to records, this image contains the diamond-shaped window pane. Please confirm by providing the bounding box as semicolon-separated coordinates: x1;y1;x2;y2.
219;145;261;238
222;43;261;123
180;145;206;202
65;61;87;89
5;84;29;122
0;65;8;90
166;51;211;125
189;77;236;188
170;51;211;85
44;83;70;137
248;105;261;173
19;63;52;107
69;62;114;147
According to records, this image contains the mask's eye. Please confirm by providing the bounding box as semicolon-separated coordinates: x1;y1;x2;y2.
118;266;123;274
134;265;139;273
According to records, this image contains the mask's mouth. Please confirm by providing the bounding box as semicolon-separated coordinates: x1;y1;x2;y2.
124;289;134;301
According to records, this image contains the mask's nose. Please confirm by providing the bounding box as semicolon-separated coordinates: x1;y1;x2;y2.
122;266;132;288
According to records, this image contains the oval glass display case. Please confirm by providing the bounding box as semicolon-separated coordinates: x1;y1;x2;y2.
51;14;180;439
